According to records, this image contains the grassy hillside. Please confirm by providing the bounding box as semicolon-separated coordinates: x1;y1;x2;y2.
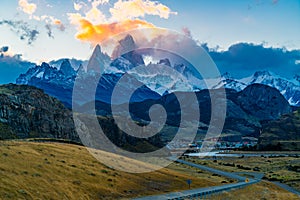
0;141;228;199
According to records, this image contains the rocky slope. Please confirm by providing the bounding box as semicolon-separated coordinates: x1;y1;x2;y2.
0;84;163;151
0;84;77;140
258;108;300;150
233;84;292;120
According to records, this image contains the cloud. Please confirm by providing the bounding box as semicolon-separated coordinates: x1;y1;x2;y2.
91;0;109;7
0;53;35;84
69;1;109;25
181;27;192;38
74;2;84;11
32;15;66;38
18;0;66;38
248;0;280;9
0;20;39;44
74;19;155;45
206;43;300;78
53;19;66;32
68;13;84;25
85;7;107;24
39;15;65;31
45;24;53;38
0;46;9;53
109;0;177;21
18;0;37;15
68;0;176;45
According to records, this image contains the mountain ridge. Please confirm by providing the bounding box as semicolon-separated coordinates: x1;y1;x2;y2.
258;108;300;150
16;57;300;107
0;84;77;140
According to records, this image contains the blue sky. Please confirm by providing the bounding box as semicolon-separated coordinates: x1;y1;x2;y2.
0;0;299;63
158;0;300;49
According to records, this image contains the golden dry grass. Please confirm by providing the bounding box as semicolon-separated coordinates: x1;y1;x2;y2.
210;181;300;200
0;141;227;200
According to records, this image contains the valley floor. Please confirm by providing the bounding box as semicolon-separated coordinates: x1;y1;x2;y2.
0;141;299;199
184;153;300;198
209;181;299;200
0;141;229;199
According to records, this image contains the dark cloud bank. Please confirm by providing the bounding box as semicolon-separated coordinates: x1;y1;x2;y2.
0;48;34;84
202;43;300;79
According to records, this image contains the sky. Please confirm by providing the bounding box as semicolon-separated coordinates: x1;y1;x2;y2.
0;0;299;63
0;0;299;84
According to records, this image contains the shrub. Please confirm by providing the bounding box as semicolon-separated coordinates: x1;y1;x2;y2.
88;172;96;176
253;167;260;171
236;165;251;170
72;180;81;185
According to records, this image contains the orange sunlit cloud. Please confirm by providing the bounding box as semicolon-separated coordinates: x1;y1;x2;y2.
68;0;176;45
53;20;66;31
75;18;155;44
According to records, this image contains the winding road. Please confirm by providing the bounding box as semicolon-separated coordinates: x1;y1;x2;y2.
134;159;263;200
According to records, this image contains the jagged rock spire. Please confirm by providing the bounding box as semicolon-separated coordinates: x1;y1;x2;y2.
87;44;110;73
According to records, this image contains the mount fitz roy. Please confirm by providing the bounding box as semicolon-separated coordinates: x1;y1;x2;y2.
16;34;300;107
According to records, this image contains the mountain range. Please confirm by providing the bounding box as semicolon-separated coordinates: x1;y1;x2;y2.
10;34;299;145
211;71;300;106
16;38;300;107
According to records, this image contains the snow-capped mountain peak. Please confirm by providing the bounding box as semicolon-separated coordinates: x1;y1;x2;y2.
221;72;233;80
208;72;247;91
253;70;272;77
241;71;300;106
209;70;300;106
60;59;76;77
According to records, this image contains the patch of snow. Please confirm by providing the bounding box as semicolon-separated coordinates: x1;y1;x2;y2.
36;71;44;78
